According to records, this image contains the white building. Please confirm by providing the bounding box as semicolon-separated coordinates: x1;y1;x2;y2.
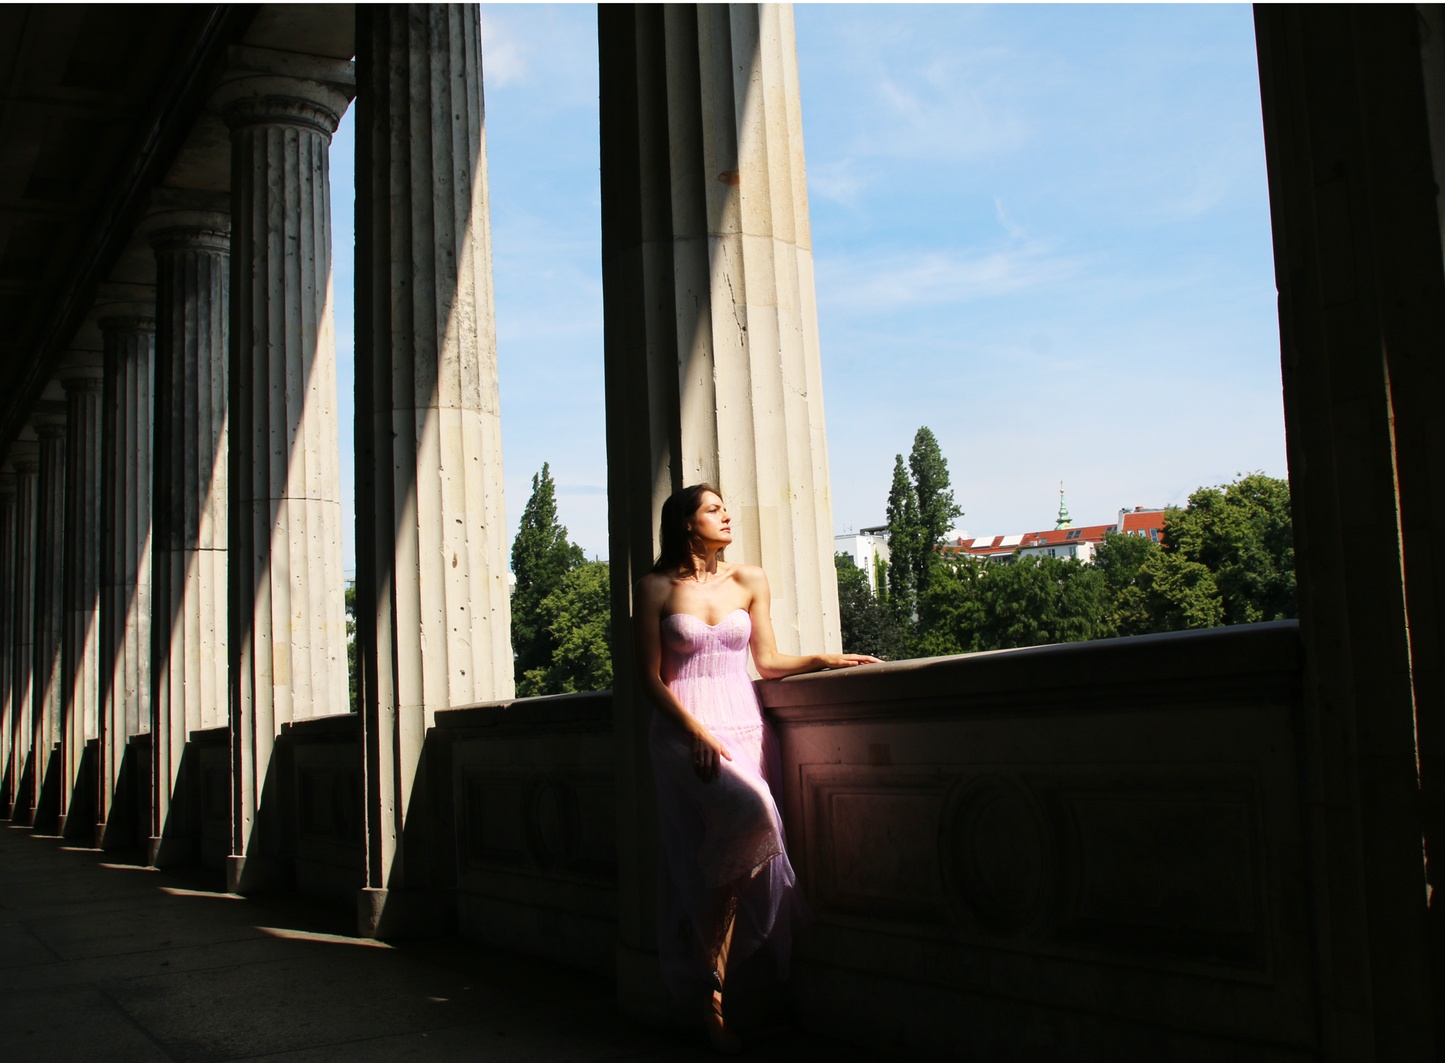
834;525;891;596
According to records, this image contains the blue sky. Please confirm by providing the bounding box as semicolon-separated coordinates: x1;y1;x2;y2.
332;3;1284;567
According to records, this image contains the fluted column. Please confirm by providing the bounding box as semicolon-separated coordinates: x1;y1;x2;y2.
0;474;17;816
98;316;155;850
8;449;38;823
599;3;839;1011
354;4;511;937
31;417;67;832
59;373;104;837
150;224;229;863
218;56;352;892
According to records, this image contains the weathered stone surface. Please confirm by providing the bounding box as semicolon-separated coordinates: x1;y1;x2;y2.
98;316;156;850
60;373;104;838
600;4;839;659
353;2;511;935
31;416;67;832
0;473;16;817
6;445;39;823
149;223;230;864
220;53;352;892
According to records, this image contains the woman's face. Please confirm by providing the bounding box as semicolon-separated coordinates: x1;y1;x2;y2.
687;491;732;548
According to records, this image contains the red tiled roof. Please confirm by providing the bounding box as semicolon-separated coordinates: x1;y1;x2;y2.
943;510;1170;557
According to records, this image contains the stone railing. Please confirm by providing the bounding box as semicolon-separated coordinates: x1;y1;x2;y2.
433;690;617;975
758;620;1311;1060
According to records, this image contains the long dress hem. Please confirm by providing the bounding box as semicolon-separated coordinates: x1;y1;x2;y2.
649;608;809;1003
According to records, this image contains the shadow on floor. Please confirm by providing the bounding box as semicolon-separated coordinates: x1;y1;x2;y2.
0;825;899;1062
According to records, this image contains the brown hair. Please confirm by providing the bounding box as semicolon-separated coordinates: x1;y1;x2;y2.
652;483;723;574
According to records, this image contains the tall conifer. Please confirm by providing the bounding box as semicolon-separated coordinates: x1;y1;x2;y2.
511;463;585;686
908;426;963;597
885;454;920;615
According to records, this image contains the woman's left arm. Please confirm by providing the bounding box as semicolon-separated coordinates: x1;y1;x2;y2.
742;566;880;678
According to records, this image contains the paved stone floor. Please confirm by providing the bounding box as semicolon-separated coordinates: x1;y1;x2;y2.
1;825;899;1062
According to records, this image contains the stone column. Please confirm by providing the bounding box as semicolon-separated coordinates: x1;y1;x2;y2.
353;4;511;937
149;222;230;864
598;3;839;1013
7;447;38;824
97;316;155;850
217;52;353;892
0;474;16;816
30;416;67;833
1255;7;1443;1055
59;372;104;838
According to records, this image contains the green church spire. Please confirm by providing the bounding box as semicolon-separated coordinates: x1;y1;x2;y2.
1055;483;1072;530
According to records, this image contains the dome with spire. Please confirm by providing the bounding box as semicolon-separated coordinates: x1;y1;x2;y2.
1055;484;1072;530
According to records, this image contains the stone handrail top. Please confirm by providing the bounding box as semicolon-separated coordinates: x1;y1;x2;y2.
758;620;1302;715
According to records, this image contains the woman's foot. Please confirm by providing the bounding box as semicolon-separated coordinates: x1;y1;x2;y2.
704;990;742;1055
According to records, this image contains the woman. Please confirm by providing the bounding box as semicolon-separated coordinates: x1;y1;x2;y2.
634;484;879;1053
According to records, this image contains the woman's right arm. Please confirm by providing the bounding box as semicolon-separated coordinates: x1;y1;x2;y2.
633;575;732;781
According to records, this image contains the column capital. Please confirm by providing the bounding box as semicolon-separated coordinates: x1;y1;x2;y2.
214;45;354;140
0;471;16;498
220;94;343;137
34;419;67;440
98;315;157;336
61;374;105;394
150;225;231;256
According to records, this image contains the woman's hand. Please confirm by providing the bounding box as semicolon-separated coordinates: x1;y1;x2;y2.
690;721;733;782
818;653;882;668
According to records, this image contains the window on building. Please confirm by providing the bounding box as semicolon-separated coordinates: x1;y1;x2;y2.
1065;529;1082;540
1149;528;1160;542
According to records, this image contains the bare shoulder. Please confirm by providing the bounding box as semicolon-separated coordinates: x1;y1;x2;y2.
726;563;769;590
634;571;672;608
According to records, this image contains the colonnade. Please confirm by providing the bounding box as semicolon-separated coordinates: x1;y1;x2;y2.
0;2;838;944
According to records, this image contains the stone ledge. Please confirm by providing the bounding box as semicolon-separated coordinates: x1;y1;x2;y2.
759;620;1301;719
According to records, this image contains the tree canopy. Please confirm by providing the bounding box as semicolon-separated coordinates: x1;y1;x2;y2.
1112;473;1296;636
835;554;910;660
520;561;613;696
511;463;587;690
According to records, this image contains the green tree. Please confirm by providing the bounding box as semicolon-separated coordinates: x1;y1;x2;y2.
511;463;586;687
345;582;358;712
835;554;909;660
520;561;613;696
1093;530;1159;600
908;426;963;599
885;454;921;617
1113;473;1295;635
919;552;1112;654
1164;473;1295;624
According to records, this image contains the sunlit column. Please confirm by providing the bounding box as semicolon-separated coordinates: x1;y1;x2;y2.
598;2;839;1011
354;3;511;937
59;371;104;838
7;446;38;824
98;315;155;851
31;415;67;832
0;473;16;816
217;54;353;892
149;222;230;864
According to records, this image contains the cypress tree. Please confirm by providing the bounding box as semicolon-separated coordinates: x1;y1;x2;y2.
907;426;962;599
511;463;585;687
885;454;921;616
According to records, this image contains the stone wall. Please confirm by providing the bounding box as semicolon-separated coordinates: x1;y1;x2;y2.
761;621;1312;1060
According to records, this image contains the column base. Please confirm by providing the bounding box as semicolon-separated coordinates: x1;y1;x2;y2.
227;853;290;895
357;887;455;940
148;834;199;869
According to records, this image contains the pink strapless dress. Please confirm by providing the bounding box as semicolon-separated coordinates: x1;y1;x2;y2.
649;608;807;1002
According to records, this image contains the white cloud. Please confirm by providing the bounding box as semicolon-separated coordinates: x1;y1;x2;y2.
819;239;1091;315
479;13;528;87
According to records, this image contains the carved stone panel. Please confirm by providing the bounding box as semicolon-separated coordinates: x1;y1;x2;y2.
463;768;616;880
798;762;1269;976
